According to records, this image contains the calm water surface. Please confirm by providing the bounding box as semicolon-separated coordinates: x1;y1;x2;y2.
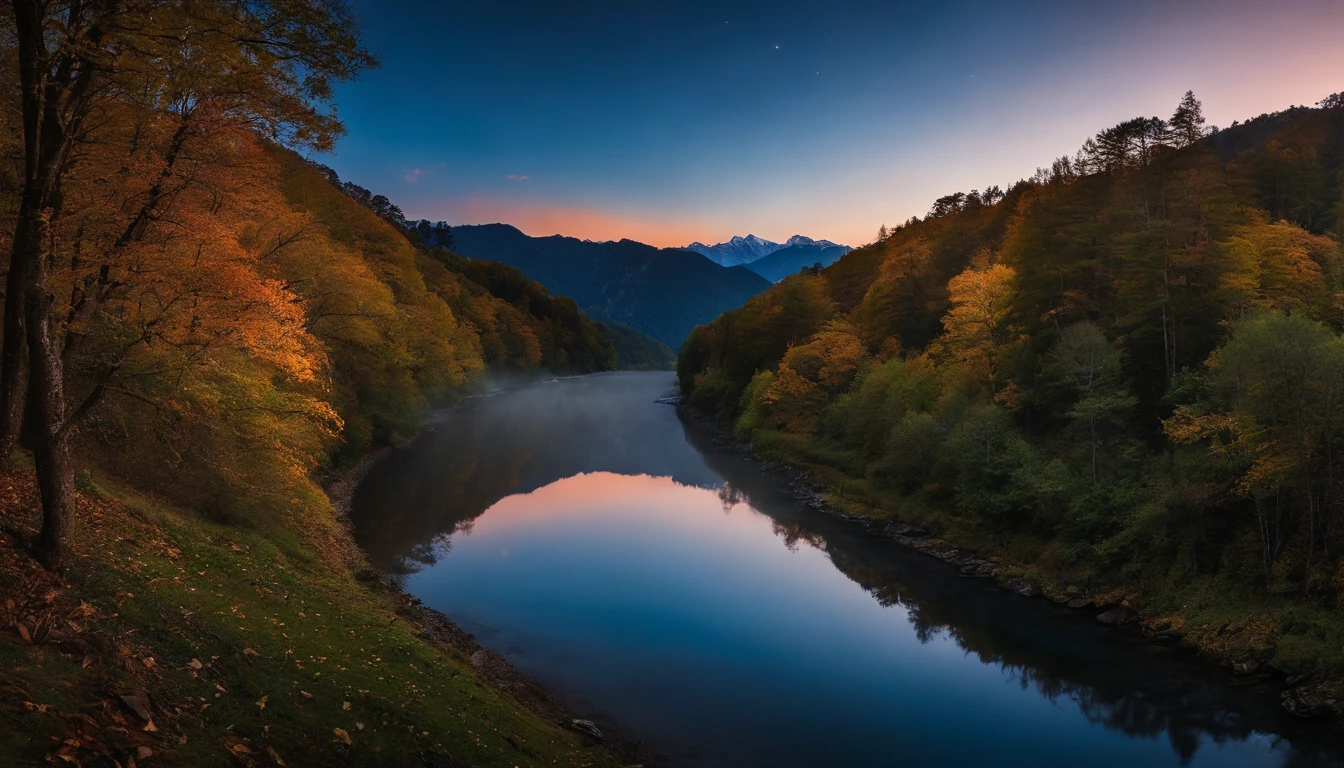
350;372;1344;767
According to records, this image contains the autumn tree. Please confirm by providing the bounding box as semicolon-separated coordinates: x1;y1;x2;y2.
939;263;1018;395
4;0;373;567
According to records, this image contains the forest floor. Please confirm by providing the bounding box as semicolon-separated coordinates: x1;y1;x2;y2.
0;462;633;767
682;408;1344;725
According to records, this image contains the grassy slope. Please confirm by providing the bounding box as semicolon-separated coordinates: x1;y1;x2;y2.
0;465;619;767
743;428;1344;703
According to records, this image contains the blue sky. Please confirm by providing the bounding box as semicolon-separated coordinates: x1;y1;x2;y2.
326;0;1344;247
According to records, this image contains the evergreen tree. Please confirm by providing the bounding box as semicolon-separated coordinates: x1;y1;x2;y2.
1170;90;1207;147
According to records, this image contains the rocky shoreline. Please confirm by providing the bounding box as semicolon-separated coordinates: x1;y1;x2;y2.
670;396;1341;724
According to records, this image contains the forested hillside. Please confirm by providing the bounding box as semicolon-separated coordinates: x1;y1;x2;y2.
452;223;772;347
746;242;852;282
680;92;1344;679
0;2;624;765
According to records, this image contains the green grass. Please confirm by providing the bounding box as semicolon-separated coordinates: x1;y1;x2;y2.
0;470;620;767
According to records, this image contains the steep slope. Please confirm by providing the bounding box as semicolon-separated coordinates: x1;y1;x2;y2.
747;242;852;282
451;224;771;347
597;321;677;370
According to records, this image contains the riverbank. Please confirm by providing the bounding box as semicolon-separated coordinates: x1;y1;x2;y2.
673;398;1343;724
0;461;633;767
322;401;661;767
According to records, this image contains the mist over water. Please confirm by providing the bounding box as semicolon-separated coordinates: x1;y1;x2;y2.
349;372;1343;768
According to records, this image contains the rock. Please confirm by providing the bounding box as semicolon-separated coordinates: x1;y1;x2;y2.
918;542;962;562
1232;659;1261;676
1281;681;1337;719
1000;577;1041;598
1066;599;1090;610
959;561;999;579
882;523;925;538
470;650;488;668
567;719;603;740
1096;607;1139;626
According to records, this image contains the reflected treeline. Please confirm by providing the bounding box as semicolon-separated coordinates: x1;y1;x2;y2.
350;374;1341;766
349;373;715;572
677;411;1344;768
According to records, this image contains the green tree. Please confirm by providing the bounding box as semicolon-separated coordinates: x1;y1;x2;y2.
1169;90;1207;148
1166;312;1344;587
1048;322;1135;485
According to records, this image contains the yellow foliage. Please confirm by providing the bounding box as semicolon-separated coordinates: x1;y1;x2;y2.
939;263;1018;393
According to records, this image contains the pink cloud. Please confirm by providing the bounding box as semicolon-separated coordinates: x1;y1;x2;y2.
404;162;446;184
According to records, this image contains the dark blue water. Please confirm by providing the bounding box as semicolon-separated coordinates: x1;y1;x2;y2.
350;371;1344;767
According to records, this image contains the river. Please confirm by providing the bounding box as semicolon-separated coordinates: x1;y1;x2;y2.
349;371;1343;767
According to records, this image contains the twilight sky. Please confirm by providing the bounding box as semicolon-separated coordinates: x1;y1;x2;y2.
327;0;1344;248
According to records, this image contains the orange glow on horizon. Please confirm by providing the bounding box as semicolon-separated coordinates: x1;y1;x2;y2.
455;197;721;249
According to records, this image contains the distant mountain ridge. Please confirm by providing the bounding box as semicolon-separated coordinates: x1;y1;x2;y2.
686;234;847;267
685;234;778;266
746;242;852;282
451;224;771;348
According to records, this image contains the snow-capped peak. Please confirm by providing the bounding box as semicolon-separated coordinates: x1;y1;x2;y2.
683;233;848;267
784;234;842;249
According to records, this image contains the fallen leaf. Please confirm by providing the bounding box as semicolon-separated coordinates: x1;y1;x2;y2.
256;695;268;712
81;656;92;669
266;745;286;765
298;690;312;700
143;718;158;733
187;658;203;670
119;690;153;721
242;648;259;658
16;623;31;643
341;701;351;711
333;728;351;745
137;746;153;759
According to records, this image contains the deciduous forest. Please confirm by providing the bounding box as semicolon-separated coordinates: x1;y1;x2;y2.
0;2;631;765
680;91;1344;679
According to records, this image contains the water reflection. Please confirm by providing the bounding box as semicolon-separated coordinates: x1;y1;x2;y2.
349;372;1343;768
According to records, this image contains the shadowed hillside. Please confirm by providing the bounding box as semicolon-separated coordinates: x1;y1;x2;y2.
452;224;771;347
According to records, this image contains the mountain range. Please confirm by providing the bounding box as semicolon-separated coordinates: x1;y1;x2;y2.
451;224;771;348
744;242;854;282
685;234;852;281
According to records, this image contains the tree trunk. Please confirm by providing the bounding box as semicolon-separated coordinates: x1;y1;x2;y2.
29;256;75;568
0;220;32;460
8;0;99;567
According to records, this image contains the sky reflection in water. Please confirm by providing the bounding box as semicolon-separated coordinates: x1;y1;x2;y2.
350;372;1342;768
